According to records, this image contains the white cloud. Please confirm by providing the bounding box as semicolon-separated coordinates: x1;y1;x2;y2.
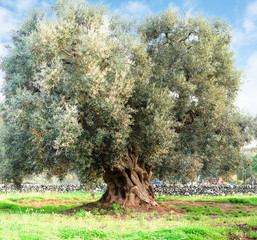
168;2;179;12
39;1;51;10
0;1;52;42
0;6;18;42
232;0;257;49
243;0;257;33
231;29;243;48
246;0;257;17
236;51;257;115
183;0;197;15
232;1;257;115
0;0;39;12
0;43;9;58
116;1;151;20
231;1;257;68
18;0;39;12
243;18;255;33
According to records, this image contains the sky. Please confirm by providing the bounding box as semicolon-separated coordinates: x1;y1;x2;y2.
0;0;257;116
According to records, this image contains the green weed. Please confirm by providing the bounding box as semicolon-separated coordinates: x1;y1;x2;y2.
156;195;257;205
125;207;131;213
92;208;99;215
179;205;225;215
74;209;92;218
109;204;124;215
183;214;209;221
234;205;241;208
99;209;107;215
58;227;107;239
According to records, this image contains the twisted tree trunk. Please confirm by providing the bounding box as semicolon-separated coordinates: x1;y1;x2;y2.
100;152;157;206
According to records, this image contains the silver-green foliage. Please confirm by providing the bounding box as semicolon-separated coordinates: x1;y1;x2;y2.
0;0;175;184
0;0;252;185
138;10;254;180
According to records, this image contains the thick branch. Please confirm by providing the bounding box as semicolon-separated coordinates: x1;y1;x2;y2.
174;109;196;133
61;49;73;57
179;32;194;43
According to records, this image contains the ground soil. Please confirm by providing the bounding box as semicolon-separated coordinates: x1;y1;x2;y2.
168;200;257;213
229;224;257;240
16;198;257;219
16;198;99;208
17;199;85;208
62;201;185;219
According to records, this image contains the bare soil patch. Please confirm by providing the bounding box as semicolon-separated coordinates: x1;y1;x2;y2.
63;201;185;219
17;199;84;208
14;198;257;219
166;200;257;213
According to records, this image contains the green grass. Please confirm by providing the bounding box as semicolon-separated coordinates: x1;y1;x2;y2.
156;194;257;205
0;192;102;202
0;192;256;239
0;192;101;213
0;213;237;240
164;195;257;218
0;199;81;214
173;204;253;217
122;226;229;240
178;205;226;216
218;197;257;205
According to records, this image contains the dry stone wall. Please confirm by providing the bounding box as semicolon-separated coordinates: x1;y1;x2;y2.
0;184;257;196
153;184;257;196
0;184;101;193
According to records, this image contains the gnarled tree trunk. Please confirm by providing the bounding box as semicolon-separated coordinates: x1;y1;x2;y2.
100;152;158;206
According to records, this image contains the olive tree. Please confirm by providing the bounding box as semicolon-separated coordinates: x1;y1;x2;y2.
0;1;251;206
1;0;176;206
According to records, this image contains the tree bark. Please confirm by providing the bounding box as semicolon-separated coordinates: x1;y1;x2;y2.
100;153;158;206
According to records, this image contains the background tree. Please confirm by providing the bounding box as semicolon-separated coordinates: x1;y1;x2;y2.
237;151;257;185
0;1;254;206
252;154;257;183
238;154;254;184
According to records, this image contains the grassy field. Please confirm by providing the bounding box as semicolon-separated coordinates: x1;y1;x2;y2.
0;192;256;239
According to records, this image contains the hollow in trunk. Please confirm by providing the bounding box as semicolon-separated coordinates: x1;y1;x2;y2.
100;155;157;206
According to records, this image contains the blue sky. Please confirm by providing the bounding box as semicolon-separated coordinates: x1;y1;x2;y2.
0;0;257;116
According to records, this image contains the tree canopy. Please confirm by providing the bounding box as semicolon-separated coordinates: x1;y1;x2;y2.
0;0;254;205
139;11;254;181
